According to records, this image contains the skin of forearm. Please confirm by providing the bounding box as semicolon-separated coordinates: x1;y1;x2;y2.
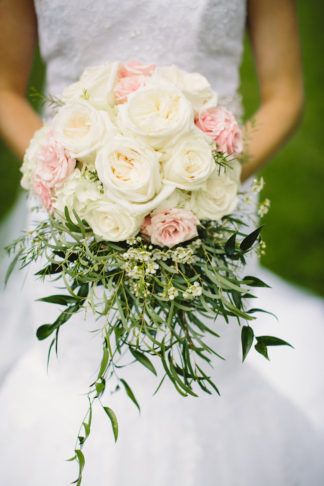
241;93;304;182
0;89;42;161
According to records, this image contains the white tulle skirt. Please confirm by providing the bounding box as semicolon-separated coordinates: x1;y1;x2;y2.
0;196;324;485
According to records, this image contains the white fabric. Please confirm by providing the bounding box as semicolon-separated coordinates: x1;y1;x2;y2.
0;0;324;484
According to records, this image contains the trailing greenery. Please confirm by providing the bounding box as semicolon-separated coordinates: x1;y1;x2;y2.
6;206;290;484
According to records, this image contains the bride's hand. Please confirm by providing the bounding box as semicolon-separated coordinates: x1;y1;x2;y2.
241;0;304;182
0;0;43;161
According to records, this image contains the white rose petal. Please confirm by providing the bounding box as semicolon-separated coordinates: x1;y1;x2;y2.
53;168;101;219
109;184;175;216
21;126;50;190
212;159;242;184
117;86;194;149
62;61;120;110
84;199;143;241
95;136;162;203
161;130;215;190
156;188;191;211
155;66;218;112
190;174;239;221
52;100;117;163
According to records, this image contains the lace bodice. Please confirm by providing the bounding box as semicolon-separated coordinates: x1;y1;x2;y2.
34;0;246;112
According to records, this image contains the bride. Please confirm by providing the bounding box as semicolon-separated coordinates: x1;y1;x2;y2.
0;1;324;485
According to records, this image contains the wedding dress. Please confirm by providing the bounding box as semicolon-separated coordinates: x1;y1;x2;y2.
0;1;324;485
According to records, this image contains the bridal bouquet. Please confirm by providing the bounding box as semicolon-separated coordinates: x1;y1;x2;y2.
7;60;290;484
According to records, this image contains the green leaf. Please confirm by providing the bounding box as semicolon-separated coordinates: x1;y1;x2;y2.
35;262;62;276
71;449;85;486
243;275;271;288
36;324;56;340
241;326;254;362
95;380;105;397
116;296;128;329
72;209;86;238
37;294;78;305
103;406;119;442
4;250;22;286
247;308;278;320
77;283;89;298
46;337;56;370
153;373;167;396
129;348;157;376
255;341;269;360
240;226;263;251
64;206;82;233
256;336;293;348
98;346;109;378
36;303;80;340
224;233;237;256
167;353;198;397
120;378;141;412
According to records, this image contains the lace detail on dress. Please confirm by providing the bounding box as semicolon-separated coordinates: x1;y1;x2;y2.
34;0;246;108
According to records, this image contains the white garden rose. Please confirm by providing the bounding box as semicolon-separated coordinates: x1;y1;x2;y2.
53;168;102;219
52;100;117;163
21;126;50;190
62;61;120;110
161;130;215;190
95;136;162;204
117;86;194;148
190;174;239;221
84;198;143;241
155;65;218;112
109;184;175;216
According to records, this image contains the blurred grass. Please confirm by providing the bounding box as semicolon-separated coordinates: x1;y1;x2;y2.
0;1;323;295
240;0;324;296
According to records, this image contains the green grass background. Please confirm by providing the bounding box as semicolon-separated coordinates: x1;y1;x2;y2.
1;0;323;295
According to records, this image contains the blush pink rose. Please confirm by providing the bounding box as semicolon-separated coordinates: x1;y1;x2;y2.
141;209;200;248
32;134;76;212
35;135;76;190
195;106;243;155
33;177;53;213
118;60;156;78
140;214;152;237
114;75;149;103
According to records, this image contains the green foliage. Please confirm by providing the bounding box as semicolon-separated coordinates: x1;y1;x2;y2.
5;205;292;483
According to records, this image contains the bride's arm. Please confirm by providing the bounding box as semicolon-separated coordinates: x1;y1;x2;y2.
241;0;304;182
0;0;42;161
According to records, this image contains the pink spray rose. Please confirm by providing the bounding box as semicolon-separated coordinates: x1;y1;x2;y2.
114;75;149;103
141;208;200;248
33;134;76;212
35;135;76;190
118;60;156;78
195;106;243;155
